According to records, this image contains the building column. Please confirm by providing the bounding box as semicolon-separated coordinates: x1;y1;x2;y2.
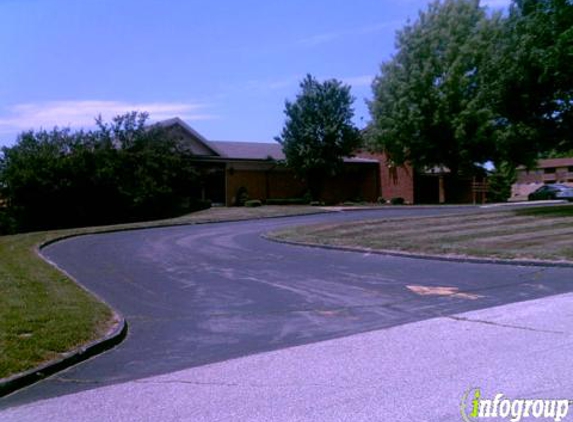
225;164;230;206
438;175;445;204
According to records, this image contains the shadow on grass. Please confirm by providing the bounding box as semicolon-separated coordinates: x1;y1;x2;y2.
515;204;573;217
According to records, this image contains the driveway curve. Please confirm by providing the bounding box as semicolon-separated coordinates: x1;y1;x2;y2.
2;207;573;409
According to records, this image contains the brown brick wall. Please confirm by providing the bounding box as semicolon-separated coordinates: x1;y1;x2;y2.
267;170;307;199
226;169;307;205
226;170;266;205
445;176;480;204
356;152;414;204
226;164;379;205
516;163;573;185
513;162;573;200
322;164;379;203
516;169;544;184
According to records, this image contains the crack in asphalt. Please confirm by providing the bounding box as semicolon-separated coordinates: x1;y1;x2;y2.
132;379;365;390
124;299;472;323
446;315;566;335
49;378;102;385
125;275;562;325
4;207;573;409
518;268;548;280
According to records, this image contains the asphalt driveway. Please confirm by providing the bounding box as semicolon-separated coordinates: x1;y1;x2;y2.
2;206;573;410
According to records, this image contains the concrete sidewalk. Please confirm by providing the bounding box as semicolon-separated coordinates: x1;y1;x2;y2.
2;293;573;422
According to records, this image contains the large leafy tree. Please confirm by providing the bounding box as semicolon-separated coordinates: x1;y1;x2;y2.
369;0;573;172
276;74;361;199
0;112;201;233
368;0;498;176
489;0;573;164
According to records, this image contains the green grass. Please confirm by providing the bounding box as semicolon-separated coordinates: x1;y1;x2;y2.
270;205;573;263
516;204;573;218
0;231;113;379
0;205;324;380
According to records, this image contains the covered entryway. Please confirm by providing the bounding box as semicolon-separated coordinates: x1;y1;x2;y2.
196;164;226;205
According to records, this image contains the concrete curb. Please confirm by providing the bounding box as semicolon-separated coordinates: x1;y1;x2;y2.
0;315;127;398
480;199;567;208
0;239;134;399
0;208;334;399
37;209;335;248
320;204;477;211
1;205;562;398
262;234;573;269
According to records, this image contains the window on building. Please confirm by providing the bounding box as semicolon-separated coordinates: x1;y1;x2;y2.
544;167;556;174
568;166;573;173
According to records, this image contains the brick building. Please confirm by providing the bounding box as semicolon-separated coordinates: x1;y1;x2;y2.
160;117;482;205
511;158;573;200
357;151;485;204
160;118;380;205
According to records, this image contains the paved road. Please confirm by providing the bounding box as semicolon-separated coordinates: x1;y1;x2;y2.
2;207;573;412
4;292;573;422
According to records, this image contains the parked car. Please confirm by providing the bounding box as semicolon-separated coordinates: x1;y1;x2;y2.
528;184;573;201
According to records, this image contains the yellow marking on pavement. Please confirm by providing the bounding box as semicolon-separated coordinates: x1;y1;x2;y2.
406;285;483;300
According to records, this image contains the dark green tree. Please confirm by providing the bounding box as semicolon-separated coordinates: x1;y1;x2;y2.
0;112;202;233
487;0;573;165
276;74;361;200
368;0;499;175
487;161;517;202
94;112;201;220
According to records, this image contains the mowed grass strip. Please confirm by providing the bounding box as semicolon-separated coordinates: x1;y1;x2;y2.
271;205;573;262
0;231;113;379
0;205;324;379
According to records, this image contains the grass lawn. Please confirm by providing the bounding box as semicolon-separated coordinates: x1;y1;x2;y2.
0;205;324;380
270;204;573;263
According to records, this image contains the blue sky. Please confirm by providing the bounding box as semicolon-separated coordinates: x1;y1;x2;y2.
0;0;510;147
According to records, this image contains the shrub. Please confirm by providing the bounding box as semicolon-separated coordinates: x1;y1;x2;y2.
390;197;405;205
343;199;368;206
487;162;516;203
0;112;203;232
189;199;212;212
266;198;309;205
0;209;18;235
377;197;387;204
235;187;249;206
244;199;262;207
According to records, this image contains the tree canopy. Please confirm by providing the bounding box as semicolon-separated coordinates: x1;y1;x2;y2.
276;74;361;199
369;0;498;175
0;112;206;233
368;0;573;173
491;0;573;163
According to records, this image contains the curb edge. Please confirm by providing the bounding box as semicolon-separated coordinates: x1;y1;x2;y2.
0;315;127;398
262;234;573;269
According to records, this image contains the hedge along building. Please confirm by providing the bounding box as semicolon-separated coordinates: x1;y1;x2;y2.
158;118;484;205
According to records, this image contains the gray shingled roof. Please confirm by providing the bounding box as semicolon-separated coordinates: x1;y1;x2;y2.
208;141;285;160
207;140;378;163
156;118;378;164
